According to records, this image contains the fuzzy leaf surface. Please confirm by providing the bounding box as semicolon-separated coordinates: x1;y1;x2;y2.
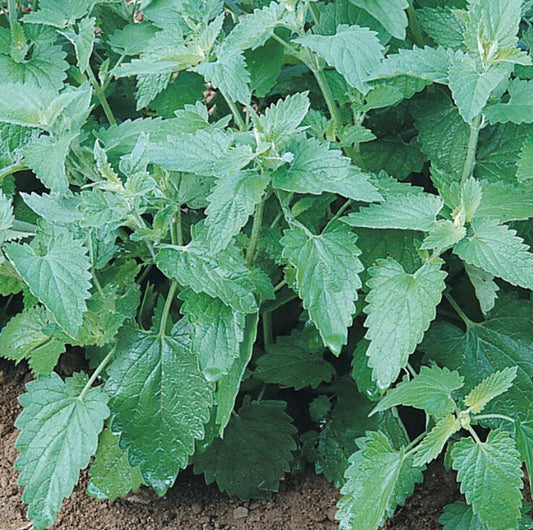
364;258;447;388
105;326;212;495
281;224;363;355
15;372;109;530
452;430;523;530
194;400;297;499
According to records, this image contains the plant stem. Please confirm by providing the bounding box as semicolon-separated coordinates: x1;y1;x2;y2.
87;64;117;126
79;345;117;400
0;162;27;181
444;292;474;327
176;209;184;246
220;90;246;131
308;2;320;25
461;114;482;185
262;311;273;346
407;0;425;48
273;279;287;293
312;67;342;127
324;199;352;232
88;231;106;303
246;200;265;268
473;413;515;424
159;280;178;337
404;430;428;454
7;0;16;30
467;425;483;444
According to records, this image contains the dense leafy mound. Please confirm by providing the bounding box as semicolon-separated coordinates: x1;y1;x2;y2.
0;1;532;529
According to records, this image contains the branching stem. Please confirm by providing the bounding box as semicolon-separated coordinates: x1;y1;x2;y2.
87;65;117;126
79;345;117;400
0;162;28;181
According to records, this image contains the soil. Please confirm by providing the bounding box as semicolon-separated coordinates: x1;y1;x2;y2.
0;357;470;530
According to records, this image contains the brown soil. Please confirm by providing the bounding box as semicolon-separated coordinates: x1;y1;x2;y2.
0;358;464;530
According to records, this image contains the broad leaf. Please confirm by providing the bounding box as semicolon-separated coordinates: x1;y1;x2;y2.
336;431;423;529
5;233;92;336
105;326;212;495
254;328;335;390
439;501;488;530
514;419;533;490
180;290;245;382
0;306;65;375
465;366;517;414
364;258;447;388
454;218;533;290
421;295;533;420
194;399;297;499
413;414;461;466
465;264;499;315
370;365;464;419
452;430;523;530
296;25;384;94
342;193;443;232
87;429;143;501
205;170;269;252
272;136;381;202
485;78;533;125
156;224;258;314
15;372;109;530
349;0;408;40
281;224;363;355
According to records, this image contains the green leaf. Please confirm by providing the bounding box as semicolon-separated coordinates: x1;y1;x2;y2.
448;54;510;124
349;0;408;40
272;136;381;202
421;295;533;420
421;220;466;253
254;328;335;390
253;92;310;148
0;306;65;375
296;25;385;94
194;50;251;105
514;419;533;491
336;431;424;529
5;233;91;336
156;224;258;314
22;133;74;195
205;170;269;252
214;312;258;433
417;7;466;50
475;181;533;223
454;218;533;290
343;193;443;232
465;264;499;315
372;46;451;84
281;224;363;355
364;258;447;388
223;2;287;51
87;429;143;501
414;95;470;178
180;290;245;382
439;501;488;530
23;0;96;28
517;133;533;183
452;430;523;530
193;399;297;499
15;372;109;530
465;366;517;414
370;365;464;419
105;326;212;495
60;17;95;73
413;414;461;466
485;79;533;125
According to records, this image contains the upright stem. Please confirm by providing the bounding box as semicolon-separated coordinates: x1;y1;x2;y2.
79;345;117;400
461;114;482;185
220;90;246;131
246;200;265;268
262;312;273;346
312;68;342;127
407;0;425;48
87;65;117;126
7;0;17;30
159;281;178;337
444;292;474;327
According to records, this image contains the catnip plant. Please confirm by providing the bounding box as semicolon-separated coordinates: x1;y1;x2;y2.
0;0;531;529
